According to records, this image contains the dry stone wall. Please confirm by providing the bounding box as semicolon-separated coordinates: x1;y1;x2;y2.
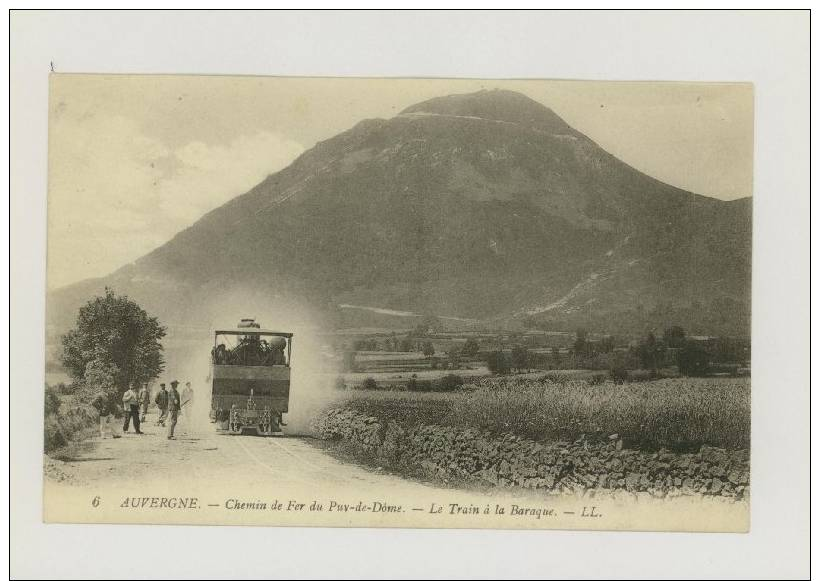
312;408;750;500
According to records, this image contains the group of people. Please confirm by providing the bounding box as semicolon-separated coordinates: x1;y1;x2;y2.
211;335;287;367
100;380;194;441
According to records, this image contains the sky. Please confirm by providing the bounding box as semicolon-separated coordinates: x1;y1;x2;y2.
48;75;753;289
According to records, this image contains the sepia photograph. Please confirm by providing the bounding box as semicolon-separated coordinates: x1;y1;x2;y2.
42;76;753;532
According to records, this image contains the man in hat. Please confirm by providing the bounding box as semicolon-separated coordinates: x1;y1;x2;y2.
166;380;182;440
122;384;143;434
154;383;169;426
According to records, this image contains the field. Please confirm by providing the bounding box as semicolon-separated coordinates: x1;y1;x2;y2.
342;366;490;387
333;376;750;451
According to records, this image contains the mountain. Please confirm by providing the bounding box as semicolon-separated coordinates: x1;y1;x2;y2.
48;89;751;338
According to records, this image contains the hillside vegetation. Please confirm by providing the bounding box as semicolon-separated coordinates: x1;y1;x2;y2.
48;89;750;339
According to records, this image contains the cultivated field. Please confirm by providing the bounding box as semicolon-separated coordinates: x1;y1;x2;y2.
334;376;750;451
342;366;489;387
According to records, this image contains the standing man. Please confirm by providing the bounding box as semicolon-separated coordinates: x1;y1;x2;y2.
167;380;181;440
154;383;169;427
138;382;151;424
181;381;194;434
122;385;142;434
92;389;121;439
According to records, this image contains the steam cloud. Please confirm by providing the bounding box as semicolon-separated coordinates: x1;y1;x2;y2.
157;284;341;436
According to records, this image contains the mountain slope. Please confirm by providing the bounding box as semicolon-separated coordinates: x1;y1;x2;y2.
48;89;751;336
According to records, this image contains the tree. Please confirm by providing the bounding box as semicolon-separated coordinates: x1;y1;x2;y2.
409;324;429;338
446;346;462;369
511;345;529;373
61;288;166;396
486;351;510;375
663;326;687;349
608;351;629;384
714;336;744;363
573;328;588;357
421;314;442;334
677;341;710;376
406;374;419;391
637;332;662;372
399;337;414;352
422;341;435;358
461;338;480;358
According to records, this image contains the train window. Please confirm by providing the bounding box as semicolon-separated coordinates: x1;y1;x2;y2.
211;334;289;367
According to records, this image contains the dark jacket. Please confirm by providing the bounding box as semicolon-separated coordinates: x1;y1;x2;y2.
91;392;120;418
167;389;181;411
154;389;169;409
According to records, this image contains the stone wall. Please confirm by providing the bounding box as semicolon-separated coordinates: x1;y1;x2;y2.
312;407;750;499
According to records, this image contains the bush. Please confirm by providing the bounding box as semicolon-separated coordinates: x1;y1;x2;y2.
43;395;99;453
406;375;434;392
461;338;480;358
361;377;378;390
334;376;347;390
406;374;418;391
422;341;435;358
44;415;67;451
610;364;628;384
44;384;61;417
435;374;464;392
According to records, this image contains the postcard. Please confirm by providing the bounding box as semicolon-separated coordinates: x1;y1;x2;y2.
43;75;752;532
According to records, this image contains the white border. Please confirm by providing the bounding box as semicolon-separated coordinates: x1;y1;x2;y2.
10;9;811;580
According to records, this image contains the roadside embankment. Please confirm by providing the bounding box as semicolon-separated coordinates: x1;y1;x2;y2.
44;386;99;454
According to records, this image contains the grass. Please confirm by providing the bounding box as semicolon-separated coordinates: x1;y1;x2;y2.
333;376;750;451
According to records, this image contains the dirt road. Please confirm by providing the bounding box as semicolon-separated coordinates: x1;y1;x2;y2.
45;409;439;496
43;409;748;532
